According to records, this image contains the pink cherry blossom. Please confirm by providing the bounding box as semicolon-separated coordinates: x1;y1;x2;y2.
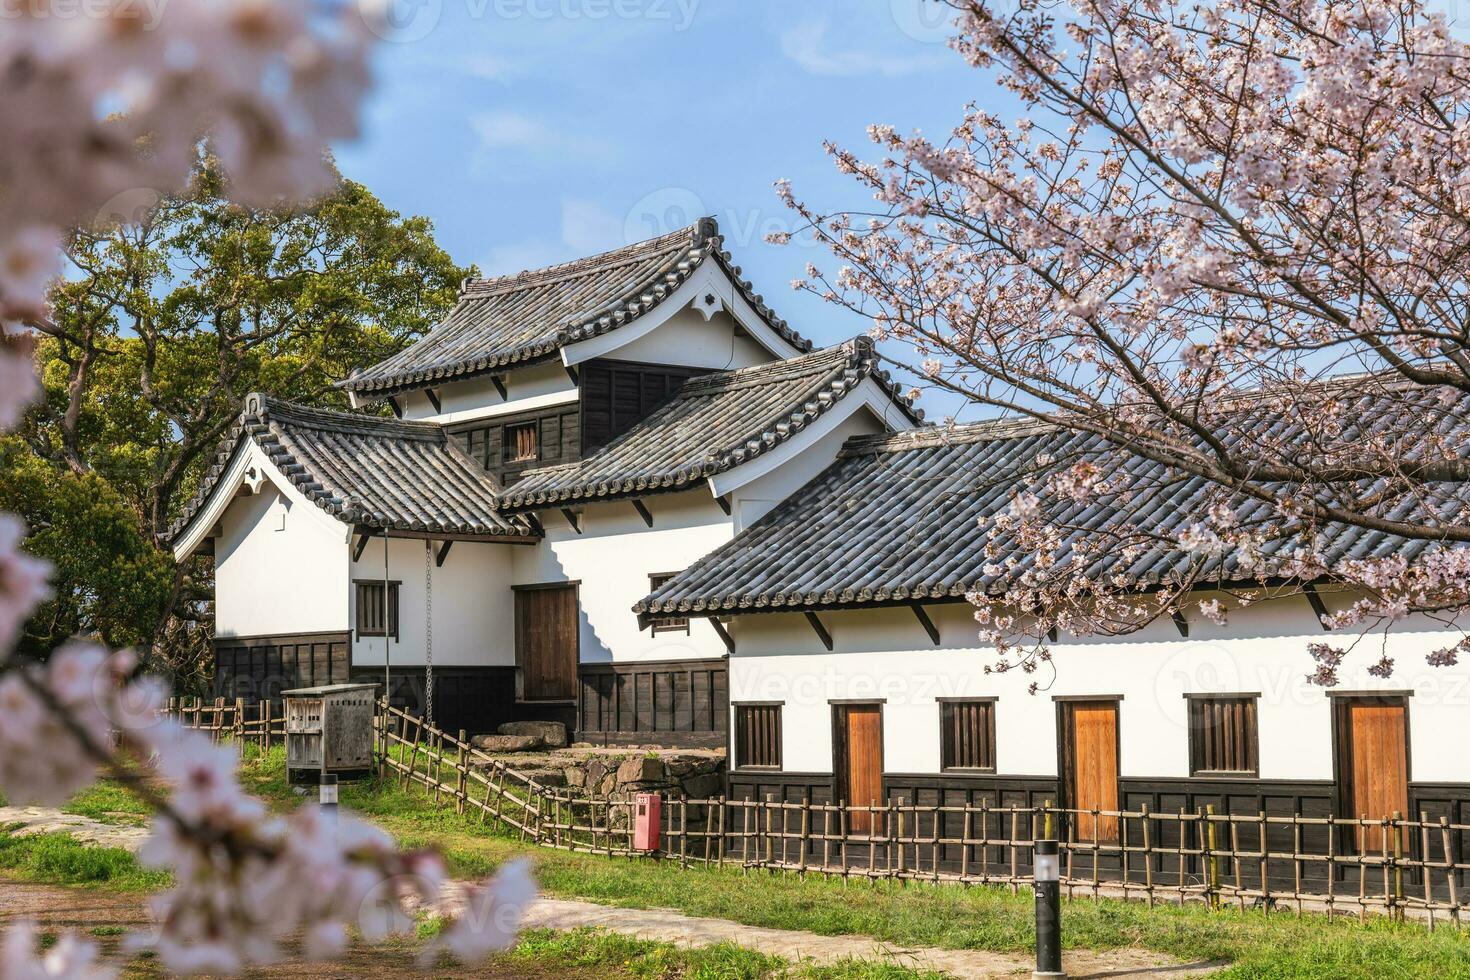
778;0;1470;683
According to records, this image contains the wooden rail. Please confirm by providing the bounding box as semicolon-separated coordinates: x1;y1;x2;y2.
165;697;1470;927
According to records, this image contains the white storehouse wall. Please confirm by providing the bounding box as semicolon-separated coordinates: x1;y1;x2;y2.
511;492;736;665
214;443;350;640
349;535;519;669
729;596;1470;784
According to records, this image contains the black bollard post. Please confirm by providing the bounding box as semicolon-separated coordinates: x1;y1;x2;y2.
1034;838;1065;978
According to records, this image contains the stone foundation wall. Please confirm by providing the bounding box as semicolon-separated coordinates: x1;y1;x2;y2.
560;751;726;800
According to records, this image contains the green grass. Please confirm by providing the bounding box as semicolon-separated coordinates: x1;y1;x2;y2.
0;828;168;891
230;747;1470;979
13;747;1470;977
59;782;154;826
504;928;948;980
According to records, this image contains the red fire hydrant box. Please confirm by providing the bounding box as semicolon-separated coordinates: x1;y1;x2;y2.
633;792;662;852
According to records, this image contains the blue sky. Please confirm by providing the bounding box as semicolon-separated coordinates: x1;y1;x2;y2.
334;0;1006;421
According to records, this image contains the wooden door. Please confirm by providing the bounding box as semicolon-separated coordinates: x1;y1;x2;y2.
1338;698;1409;853
514;585;579;701
834;704;883;835
1063;701;1120;843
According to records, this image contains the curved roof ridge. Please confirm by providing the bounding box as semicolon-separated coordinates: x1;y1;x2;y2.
338;215;817;399
166;393;533;547
462;221;707;297
840;414;1060;456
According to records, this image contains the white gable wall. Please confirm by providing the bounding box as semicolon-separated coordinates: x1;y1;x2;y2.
599;306;772;371
720;403;887;532
729;598;1469;783
403;361;577;424
213;445;350;640
349;535;518;669
511;492;734;665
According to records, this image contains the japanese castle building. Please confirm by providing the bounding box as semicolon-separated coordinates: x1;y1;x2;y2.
172;218;1470;833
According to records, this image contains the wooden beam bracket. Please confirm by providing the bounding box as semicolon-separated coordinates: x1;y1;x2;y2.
564;364;580;385
714;494;732;516
425;388;442;413
1303;583;1331;630
435;541;453;567
561;507;582;534
351;532;371;563
387;396;402;419
909;603;940;646
490;375;508;400
709;617;735;654
805;611;834;651
1171;609;1189;637
631;498;654;527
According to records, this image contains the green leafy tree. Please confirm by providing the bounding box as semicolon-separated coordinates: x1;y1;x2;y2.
13;159;470;677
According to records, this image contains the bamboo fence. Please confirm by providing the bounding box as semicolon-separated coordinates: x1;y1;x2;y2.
166;697;1470;927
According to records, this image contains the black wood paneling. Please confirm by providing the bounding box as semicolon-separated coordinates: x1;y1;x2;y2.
579;359;711;454
349;665;575;738
447;404;580;484
577;658;727;748
214;632;351;702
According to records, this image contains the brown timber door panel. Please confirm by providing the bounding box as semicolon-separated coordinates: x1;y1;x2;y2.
835;704;883;835
1339;698;1409;853
514;585;578;701
1064;702;1120;843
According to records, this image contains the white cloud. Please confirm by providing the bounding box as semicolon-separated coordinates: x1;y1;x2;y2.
471;111;549;149
780;19;949;77
560;198;624;254
462;53;522;83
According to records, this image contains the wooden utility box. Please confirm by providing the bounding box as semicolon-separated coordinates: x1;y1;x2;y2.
282;683;377;784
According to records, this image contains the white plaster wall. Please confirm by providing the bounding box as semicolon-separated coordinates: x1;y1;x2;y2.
511;492;735;665
602;307;771;371
214;447;350;639
403;362;577;424
350;536;519;668
729;597;1470;783
728;407;886;531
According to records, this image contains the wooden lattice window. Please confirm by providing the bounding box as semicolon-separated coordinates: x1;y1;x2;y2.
354;580;400;640
504;421;539;462
735;703;782;769
647;573;689;635
940;699;997;772
1188;696;1258;775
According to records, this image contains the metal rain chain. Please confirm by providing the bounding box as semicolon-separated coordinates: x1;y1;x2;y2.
424;540;434;728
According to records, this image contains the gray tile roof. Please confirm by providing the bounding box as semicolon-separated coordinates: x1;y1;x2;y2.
498;338;921;511
340;218;814;400
167;394;535;544
635;403;1470;618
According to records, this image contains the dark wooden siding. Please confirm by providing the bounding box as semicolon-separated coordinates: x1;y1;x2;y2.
579;359;711;454
448;403;581;484
213;631;350;702
577;658;727;748
348;665;575;738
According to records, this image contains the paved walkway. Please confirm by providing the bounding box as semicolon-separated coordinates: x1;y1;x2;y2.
0;806;150;852
440;886;1224;978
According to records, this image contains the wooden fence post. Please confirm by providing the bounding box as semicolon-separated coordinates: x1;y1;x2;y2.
456;730;469;814
1205;804;1220;909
